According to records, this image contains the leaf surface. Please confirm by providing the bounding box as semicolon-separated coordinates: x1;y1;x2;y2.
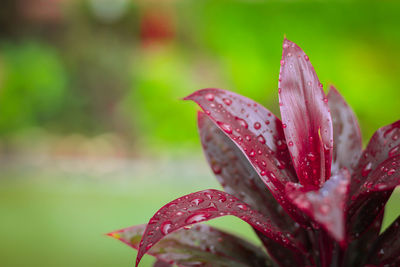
185;88;306;225
366;216;400;267
278;38;333;187
286;170;350;243
108;224;274;267
327;86;362;173
133;189;304;266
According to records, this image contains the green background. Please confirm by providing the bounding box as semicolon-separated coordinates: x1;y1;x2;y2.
0;0;399;266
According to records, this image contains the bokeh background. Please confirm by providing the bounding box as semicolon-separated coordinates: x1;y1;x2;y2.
1;0;400;266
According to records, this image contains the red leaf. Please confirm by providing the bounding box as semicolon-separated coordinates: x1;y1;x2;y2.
286;169;350;243
108;224;274;267
198;112;310;266
198;111;296;231
366;216;400;266
350;120;400;198
278;38;333;188
327;86;362;173
134;190;304;266
185;88;307;225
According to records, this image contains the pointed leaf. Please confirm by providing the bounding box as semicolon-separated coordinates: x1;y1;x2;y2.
108;224;274;267
327;86;362;173
198;112;310;266
185;88;307;225
366;216;400;266
348;120;400;237
278;38;333;187
286;169;350;243
134;189;304;266
198;111;295;231
350;120;400;198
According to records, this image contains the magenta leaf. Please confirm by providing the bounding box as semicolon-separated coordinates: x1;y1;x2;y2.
108;224;274;267
327;86;362;173
134;189;304;266
198;112;310;266
185;88;307;225
278;38;333;188
286;169;350;243
366;216;400;266
350;120;400;198
348;120;400;237
198;111;296;231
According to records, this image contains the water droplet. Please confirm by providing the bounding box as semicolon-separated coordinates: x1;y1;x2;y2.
254;122;261;130
185;212;212;224
145;243;153;250
237;204;248;210
257;135;266;144
283;123;287;128
280;60;285;66
288;141;294;146
249;150;256;157
191;198;204;206
319;204;330;215
260;171;267;176
304;55;309;61
160;221;173;235
217;121;232;134
212;163;222;174
362;162;372;177
387;169;396;176
307;152;316;161
235;117;248;128
245;135;251;141
389;146;399;157
176;211;183;216
323;98;328;103
223;98;232;105
205;93;214;101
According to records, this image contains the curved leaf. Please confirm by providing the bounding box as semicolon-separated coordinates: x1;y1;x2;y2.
350;120;400;198
198;112;310;266
134;190;304;266
278;38;333;188
286;169;350;243
327;86;362;173
366;216;400;267
185;88;306;225
108;224;274;267
198;111;295;231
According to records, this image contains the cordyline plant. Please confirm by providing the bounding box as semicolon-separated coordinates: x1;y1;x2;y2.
108;39;400;267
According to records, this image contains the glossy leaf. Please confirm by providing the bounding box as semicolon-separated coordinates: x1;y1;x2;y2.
198;112;310;266
327;86;362;173
198;111;295;231
286;169;350;243
350;120;400;198
366;216;400;266
108;224;273;267
278;38;333;187
185;88;307;225
135;189;304;266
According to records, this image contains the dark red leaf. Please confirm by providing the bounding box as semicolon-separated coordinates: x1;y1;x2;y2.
108;224;274;267
185;88;307;225
350;120;400;198
278;38;333;188
198;111;296;231
198;112;310;266
134;189;304;266
327;86;362;173
286;169;350;243
366;216;400;266
348;120;400;237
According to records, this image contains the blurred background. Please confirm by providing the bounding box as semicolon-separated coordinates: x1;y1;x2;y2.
0;0;399;266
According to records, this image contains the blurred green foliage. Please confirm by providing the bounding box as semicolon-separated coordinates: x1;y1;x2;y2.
0;0;399;150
